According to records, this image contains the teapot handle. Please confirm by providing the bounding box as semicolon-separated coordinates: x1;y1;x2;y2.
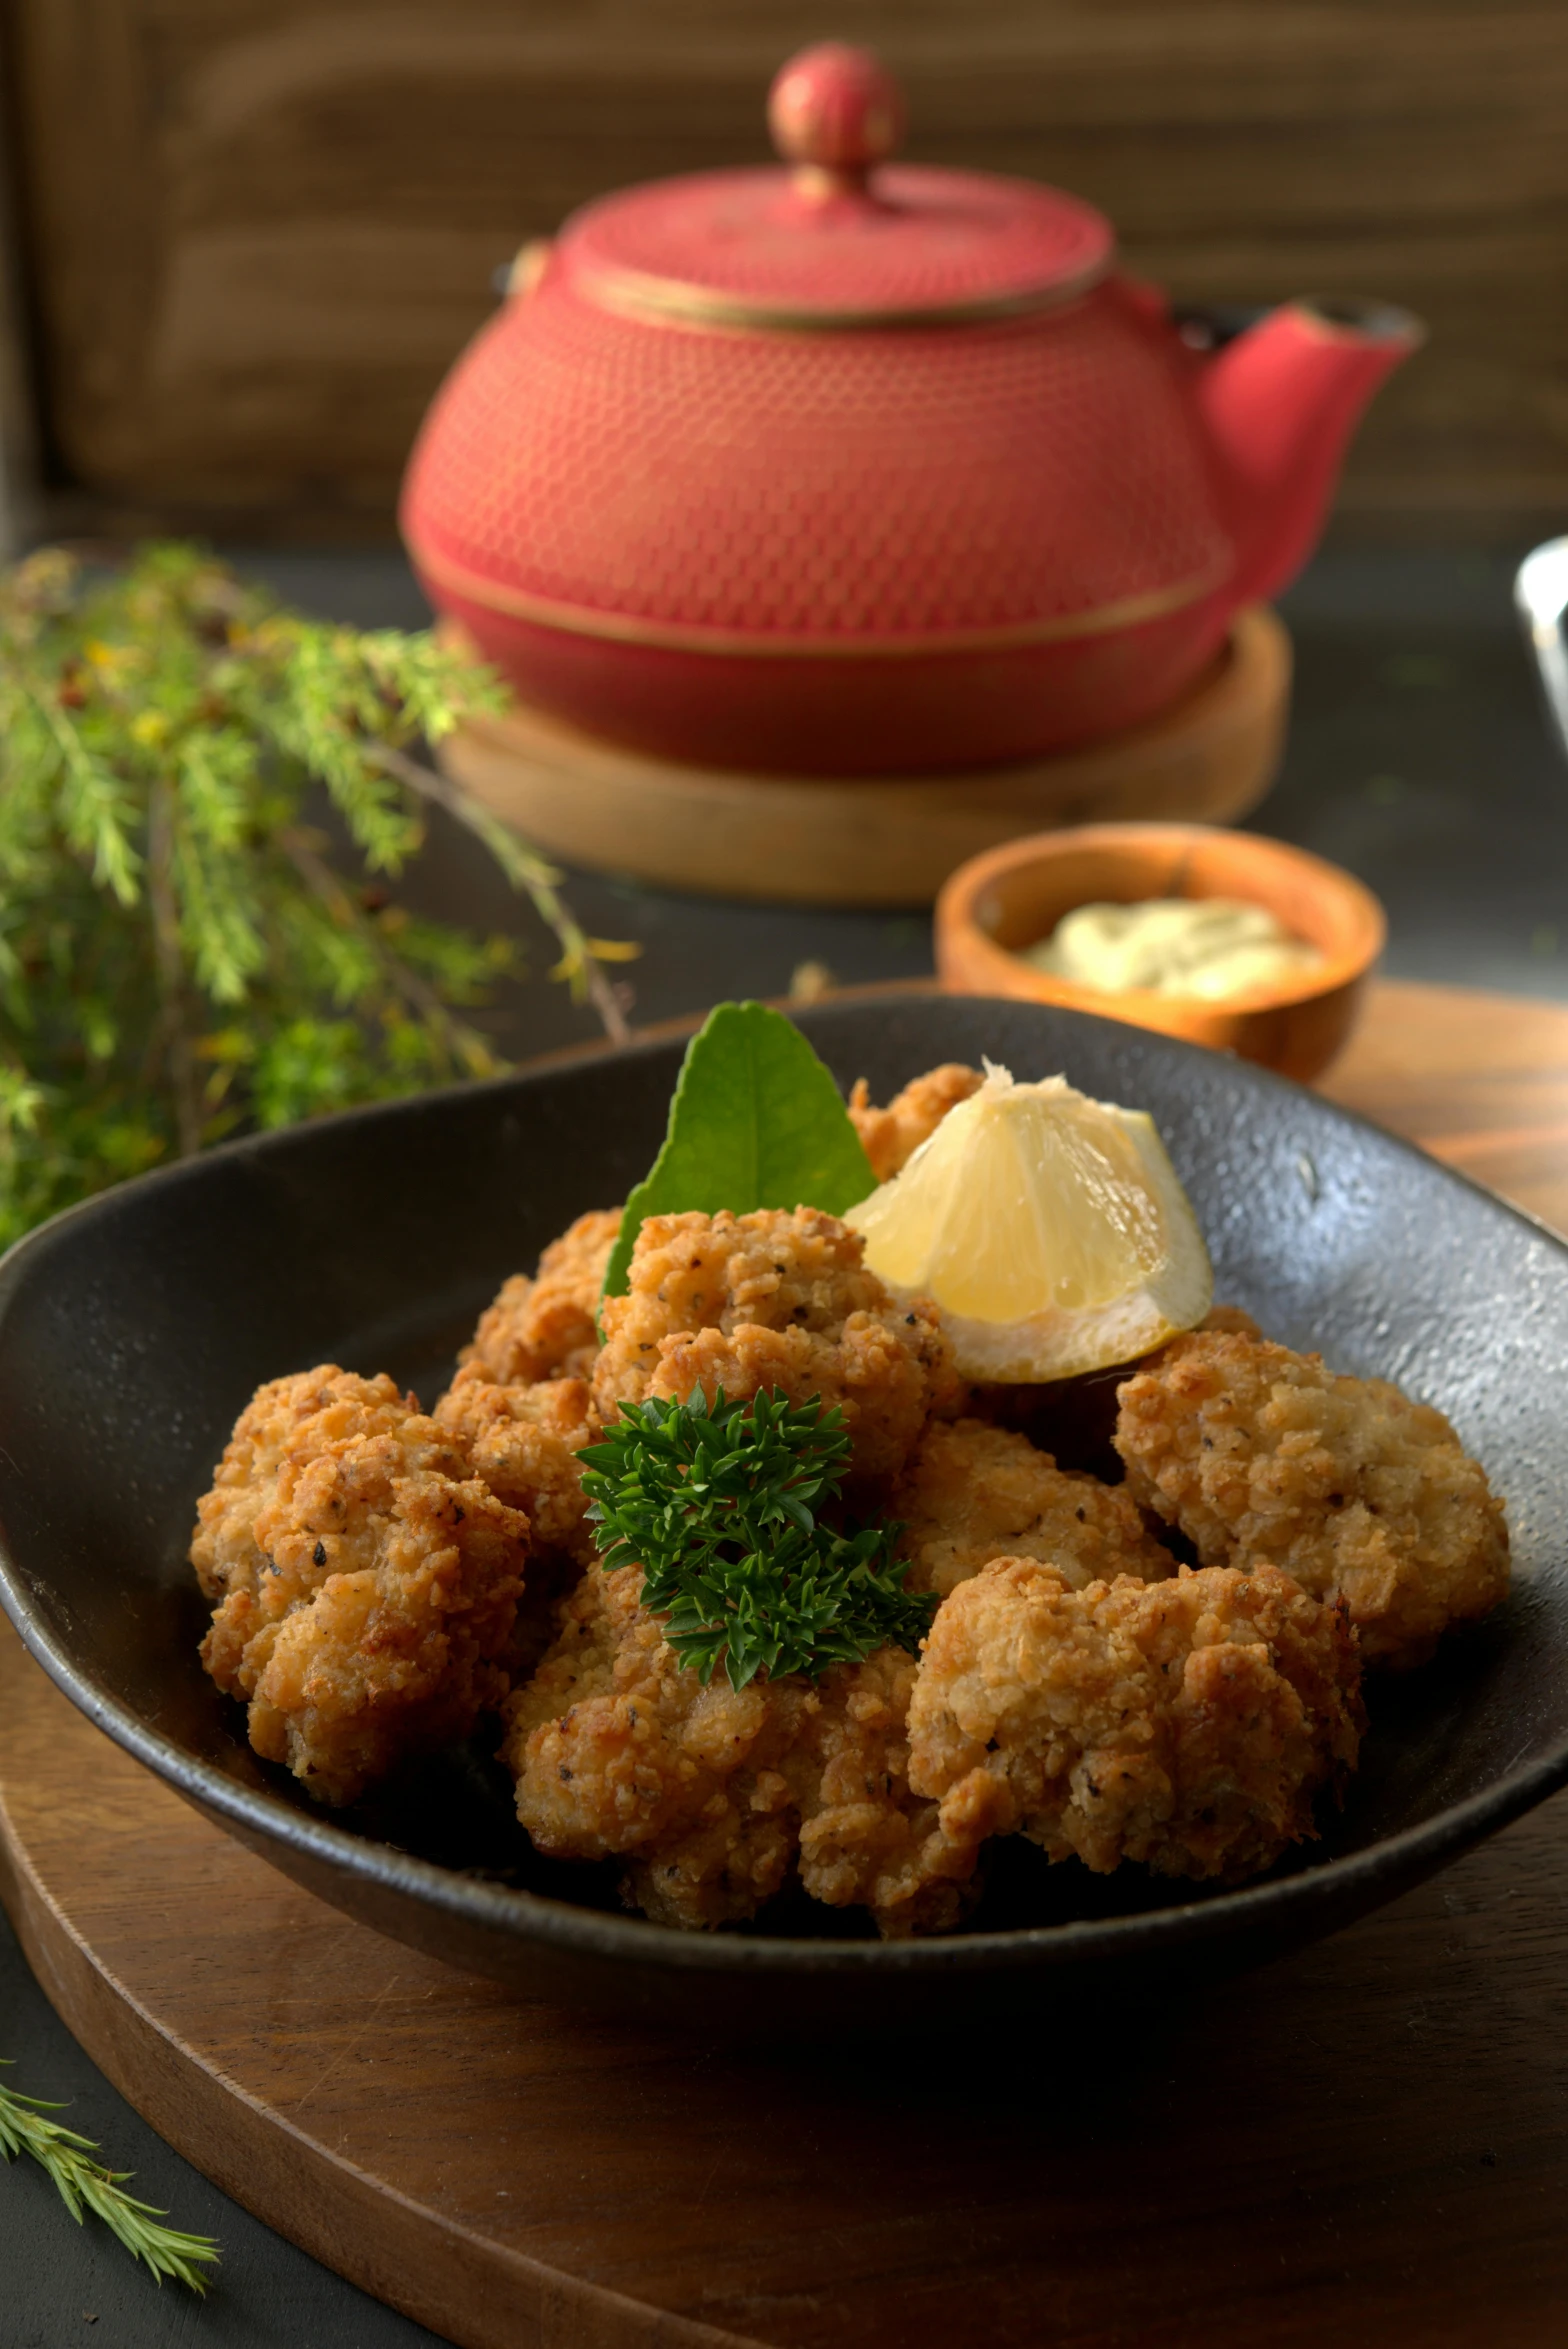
1515;541;1568;765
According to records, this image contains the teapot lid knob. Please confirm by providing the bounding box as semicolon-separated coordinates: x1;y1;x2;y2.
768;44;905;191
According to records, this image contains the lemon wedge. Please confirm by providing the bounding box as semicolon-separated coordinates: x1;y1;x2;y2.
843;1064;1212;1381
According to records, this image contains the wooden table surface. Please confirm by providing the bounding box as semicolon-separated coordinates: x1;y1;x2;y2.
6;974;1568;2349
1323;977;1568;1234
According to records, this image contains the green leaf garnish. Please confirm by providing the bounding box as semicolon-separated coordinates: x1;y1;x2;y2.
602;1001;875;1296
579;1389;936;1690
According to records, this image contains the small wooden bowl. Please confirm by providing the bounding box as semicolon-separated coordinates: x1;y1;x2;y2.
936;823;1386;1082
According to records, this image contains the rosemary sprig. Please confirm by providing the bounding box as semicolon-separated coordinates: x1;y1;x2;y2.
580;1389;937;1688
0;2060;220;2292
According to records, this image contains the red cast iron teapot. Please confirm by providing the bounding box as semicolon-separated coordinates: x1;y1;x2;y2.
402;44;1420;776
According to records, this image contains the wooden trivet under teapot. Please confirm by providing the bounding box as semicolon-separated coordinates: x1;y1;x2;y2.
437;605;1288;908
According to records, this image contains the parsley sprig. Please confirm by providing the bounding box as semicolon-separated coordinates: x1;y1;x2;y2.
0;2061;220;2291
580;1390;936;1689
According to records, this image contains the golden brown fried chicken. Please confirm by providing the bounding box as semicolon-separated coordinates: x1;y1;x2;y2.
435;1374;601;1565
432;1374;603;1681
504;1565;971;1935
593;1207;956;1485
457;1208;620;1386
504;1564;797;1926
1113;1330;1510;1669
891;1417;1175;1599
192;1366;528;1805
797;1642;979;1937
907;1557;1364;1887
848;1063;984;1182
191;1367;437;1607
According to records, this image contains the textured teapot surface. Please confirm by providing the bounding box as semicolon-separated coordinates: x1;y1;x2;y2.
401;45;1411;776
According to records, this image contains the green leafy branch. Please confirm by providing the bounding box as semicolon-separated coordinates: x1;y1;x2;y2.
0;542;640;1246
580;1389;936;1688
0;2060;220;2292
371;741;635;1045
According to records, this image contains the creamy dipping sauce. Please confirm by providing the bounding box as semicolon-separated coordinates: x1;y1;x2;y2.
1022;897;1324;1002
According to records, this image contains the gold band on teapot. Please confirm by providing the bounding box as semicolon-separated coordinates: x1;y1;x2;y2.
571;251;1113;337
411;542;1230;657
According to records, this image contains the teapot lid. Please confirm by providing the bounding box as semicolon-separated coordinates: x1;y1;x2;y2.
561;44;1113;330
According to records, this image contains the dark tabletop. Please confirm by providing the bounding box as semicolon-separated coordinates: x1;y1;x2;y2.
5;538;1566;2346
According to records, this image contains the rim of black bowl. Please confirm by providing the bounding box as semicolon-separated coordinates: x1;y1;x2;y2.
3;986;1567;1985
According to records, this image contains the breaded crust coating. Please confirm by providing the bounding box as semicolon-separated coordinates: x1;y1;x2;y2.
505;1565;797;1926
848;1063;984;1182
191;1367;444;1605
435;1374;601;1564
907;1558;1364;1886
504;1566;971;1935
798;1642;979;1938
1113;1330;1510;1668
458;1208;620;1386
593;1207;956;1484
192;1366;528;1805
891;1417;1175;1599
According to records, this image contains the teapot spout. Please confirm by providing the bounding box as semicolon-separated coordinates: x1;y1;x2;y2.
1198;299;1424;606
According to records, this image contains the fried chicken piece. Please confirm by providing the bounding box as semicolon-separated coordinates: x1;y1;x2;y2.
907;1558;1364;1888
848;1063;984;1182
891;1417;1175;1599
434;1375;601;1565
504;1566;971;1935
797;1642;979;1938
505;1566;800;1927
1113;1330;1510;1669
593;1206;956;1485
192;1366;528;1805
432;1374;603;1680
191;1367;442;1608
458;1208;621;1386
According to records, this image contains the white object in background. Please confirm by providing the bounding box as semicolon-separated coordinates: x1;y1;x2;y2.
1516;540;1568;764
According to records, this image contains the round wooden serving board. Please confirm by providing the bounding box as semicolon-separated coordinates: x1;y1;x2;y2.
7;977;1568;2349
437;608;1290;907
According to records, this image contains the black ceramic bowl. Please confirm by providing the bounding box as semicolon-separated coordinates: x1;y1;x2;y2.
1;993;1565;2035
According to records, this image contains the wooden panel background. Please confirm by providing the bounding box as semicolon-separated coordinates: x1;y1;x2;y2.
7;0;1568;540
